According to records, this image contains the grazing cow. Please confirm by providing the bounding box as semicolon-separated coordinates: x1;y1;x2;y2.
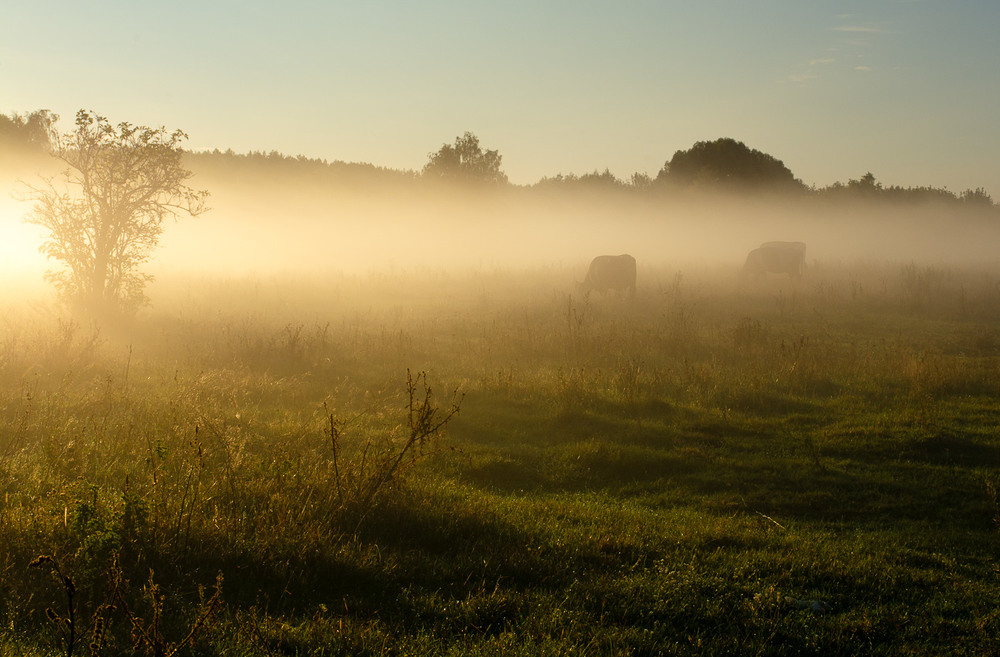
759;241;806;257
578;254;637;296
744;242;806;278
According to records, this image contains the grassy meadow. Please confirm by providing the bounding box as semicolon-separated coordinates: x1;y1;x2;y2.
1;259;999;655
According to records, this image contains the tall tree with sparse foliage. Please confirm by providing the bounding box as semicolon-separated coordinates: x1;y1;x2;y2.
423;132;508;185
23;110;208;316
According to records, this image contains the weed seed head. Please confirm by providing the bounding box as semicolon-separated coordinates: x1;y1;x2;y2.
29;555;54;568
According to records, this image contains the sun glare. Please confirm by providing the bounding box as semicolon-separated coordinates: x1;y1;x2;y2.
0;199;47;278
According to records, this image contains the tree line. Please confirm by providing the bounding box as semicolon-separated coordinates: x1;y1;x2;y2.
2;109;996;319
4;110;994;207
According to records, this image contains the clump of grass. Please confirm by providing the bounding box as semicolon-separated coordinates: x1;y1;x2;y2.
111;565;223;657
326;369;464;528
732;316;769;356
28;555;78;657
986;477;1000;531
29;533;224;656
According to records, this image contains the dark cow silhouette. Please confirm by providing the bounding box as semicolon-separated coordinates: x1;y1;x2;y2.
578;254;636;296
744;242;806;278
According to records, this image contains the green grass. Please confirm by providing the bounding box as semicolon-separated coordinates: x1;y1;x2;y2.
1;262;999;655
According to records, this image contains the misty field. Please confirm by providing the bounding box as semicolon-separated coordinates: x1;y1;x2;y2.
1;260;999;656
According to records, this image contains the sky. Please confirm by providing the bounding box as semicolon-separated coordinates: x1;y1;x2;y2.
2;0;1000;193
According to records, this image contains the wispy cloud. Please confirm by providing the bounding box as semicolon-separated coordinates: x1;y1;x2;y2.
834;26;885;33
787;15;888;83
787;56;834;84
787;72;819;83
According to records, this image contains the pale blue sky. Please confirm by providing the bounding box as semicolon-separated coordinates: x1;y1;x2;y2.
2;1;999;192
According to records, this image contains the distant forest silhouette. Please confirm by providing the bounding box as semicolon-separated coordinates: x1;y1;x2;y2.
2;110;995;211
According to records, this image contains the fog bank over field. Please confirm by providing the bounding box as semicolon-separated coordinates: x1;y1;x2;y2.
150;173;1000;284
3;146;1000;311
